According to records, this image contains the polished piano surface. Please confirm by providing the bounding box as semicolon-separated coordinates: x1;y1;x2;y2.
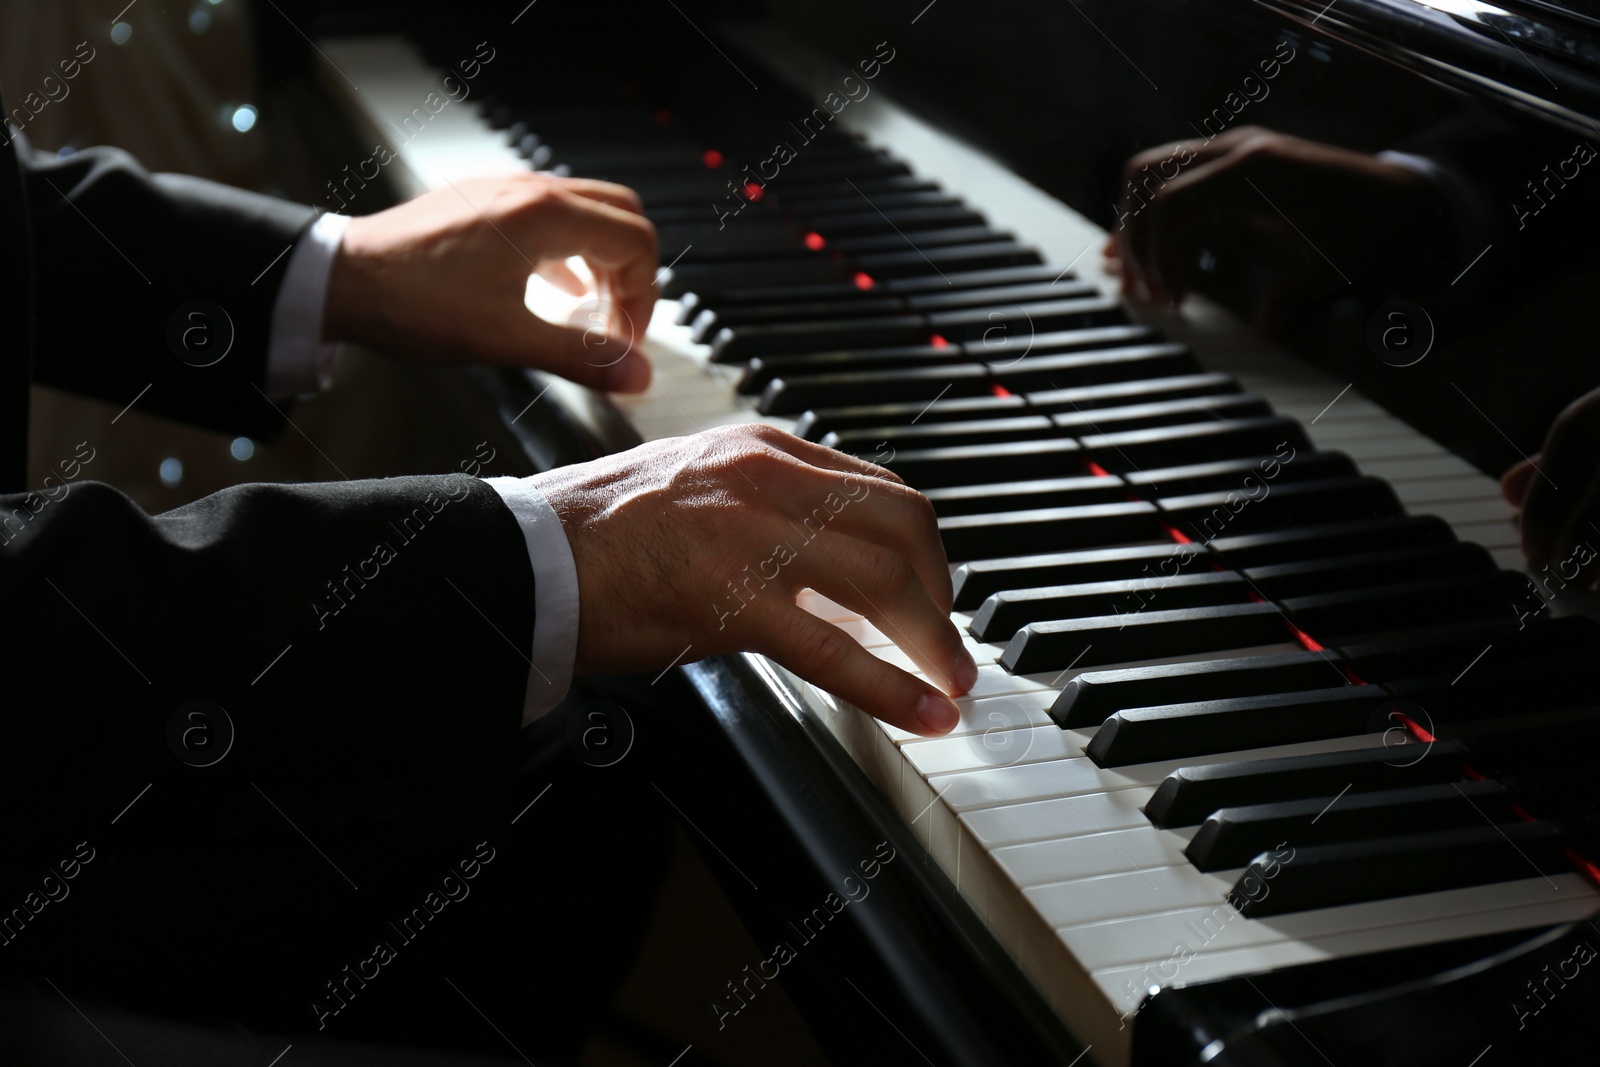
316;2;1600;1063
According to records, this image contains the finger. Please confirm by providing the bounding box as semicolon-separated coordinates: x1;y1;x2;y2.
500;312;653;392
551;177;646;216
766;461;952;612
536;257;588;296
1501;456;1539;506
1141;144;1269;304
1548;472;1600;578
740;424;905;484
758;606;960;735
1518;401;1600;564
510;188;659;343
791;531;973;696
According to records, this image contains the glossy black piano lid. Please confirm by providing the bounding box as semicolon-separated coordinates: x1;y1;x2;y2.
767;0;1600;481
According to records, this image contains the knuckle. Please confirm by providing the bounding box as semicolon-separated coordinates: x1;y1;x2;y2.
797;623;855;675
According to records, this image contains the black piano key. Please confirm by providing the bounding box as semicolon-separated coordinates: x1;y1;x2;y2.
1052;649;1349;728
822;415;1058;454
986;344;1202;393
739;344;960;395
925;297;1127;342
1157;477;1403;539
1022;372;1242;413
796;394;1030;439
1124;452;1359;496
1282;573;1524;640
1186;779;1515;872
1143;740;1471;828
1244;543;1497;601
855;240;1043;279
879;438;1082;490
1046;394;1272;436
923;475;1132;517
762;362;992;416
1382;668;1598;725
999;602;1288;675
906;281;1100;312
660;259;850;298
714;295;1122;362
696;297;905;342
1085;685;1390;767
1342;614;1600;683
745;323;1159;398
810;204;988;238
712;314;929;363
970;571;1248;643
1230;821;1568;918
1209;515;1457;569
675;263;1071;323
792;367;1218;440
952;542;1206;611
939;501;1163;562
1082;417;1310;473
830;226;1017;256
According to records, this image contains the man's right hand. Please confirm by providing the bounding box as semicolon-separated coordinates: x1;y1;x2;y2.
531;425;976;736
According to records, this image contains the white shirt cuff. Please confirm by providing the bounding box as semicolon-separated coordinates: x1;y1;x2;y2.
265;212;352;398
485;476;580;726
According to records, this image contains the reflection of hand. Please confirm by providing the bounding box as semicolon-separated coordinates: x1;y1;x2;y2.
325;173;657;392
1101;127;1449;315
533;425;976;736
1501;385;1600;570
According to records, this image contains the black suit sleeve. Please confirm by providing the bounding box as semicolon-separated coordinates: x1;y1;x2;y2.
0;473;536;912
18;132;315;437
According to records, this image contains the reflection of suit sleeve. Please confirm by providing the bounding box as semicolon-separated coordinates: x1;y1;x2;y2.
0;473;535;913
18;131;313;436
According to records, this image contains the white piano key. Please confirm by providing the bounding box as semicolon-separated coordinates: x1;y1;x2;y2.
1092;892;1600;1008
995;825;1194;888
1390;475;1507;505
1061;873;1597;972
1454;519;1523;550
1027;861;1236;929
901;723;1080;778
1361;453;1484;482
879;690;1058;746
931;731;1392;815
962;790;1156;850
1427;499;1517;526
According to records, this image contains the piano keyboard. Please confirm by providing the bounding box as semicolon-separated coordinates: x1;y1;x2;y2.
324;30;1600;1066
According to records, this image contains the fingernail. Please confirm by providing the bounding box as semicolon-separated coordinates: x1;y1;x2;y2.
953;649;978;693
914;692;959;735
604;353;650;393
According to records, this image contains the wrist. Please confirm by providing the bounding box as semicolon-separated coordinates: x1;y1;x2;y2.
322;215;385;345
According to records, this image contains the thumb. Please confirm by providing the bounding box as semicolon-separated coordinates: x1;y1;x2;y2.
1501;456;1539;506
516;312;654;393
